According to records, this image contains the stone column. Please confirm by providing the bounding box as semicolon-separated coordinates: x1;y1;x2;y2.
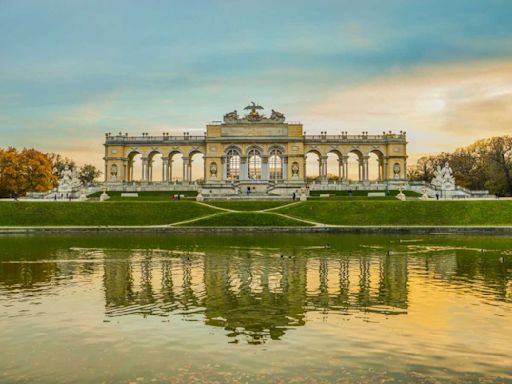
221;157;227;181
282;157;288;180
141;158;147;182
148;159;153;182
338;158;342;181
123;160;128;183
261;156;269;180
168;159;173;182
303;159;307;183
383;157;389;181
182;157;189;183
128;160;134;181
240;156;248;181
363;156;369;182
343;156;349;182
162;158;169;182
188;158;193;182
358;160;362;182
321;156;328;182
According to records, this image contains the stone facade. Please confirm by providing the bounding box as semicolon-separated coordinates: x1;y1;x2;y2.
103;104;408;187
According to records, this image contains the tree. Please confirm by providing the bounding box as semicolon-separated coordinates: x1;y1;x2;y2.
22;148;57;192
412;136;512;196
48;153;76;185
79;164;101;185
0;147;56;197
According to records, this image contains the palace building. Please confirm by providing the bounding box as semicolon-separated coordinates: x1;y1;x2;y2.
104;103;407;195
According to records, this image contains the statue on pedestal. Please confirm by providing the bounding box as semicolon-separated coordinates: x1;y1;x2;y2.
58;165;81;196
396;184;406;201
431;162;456;191
99;187;110;201
291;162;300;179
196;187;204;202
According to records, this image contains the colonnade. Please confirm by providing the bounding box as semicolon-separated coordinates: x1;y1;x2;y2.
126;155;199;183
313;153;387;182
121;152;390;183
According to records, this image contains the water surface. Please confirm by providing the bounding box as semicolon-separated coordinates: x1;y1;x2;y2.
0;234;511;383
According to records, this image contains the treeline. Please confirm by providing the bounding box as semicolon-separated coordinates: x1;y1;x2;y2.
408;136;512;196
0;147;101;197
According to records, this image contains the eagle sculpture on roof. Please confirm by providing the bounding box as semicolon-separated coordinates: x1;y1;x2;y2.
244;102;264;120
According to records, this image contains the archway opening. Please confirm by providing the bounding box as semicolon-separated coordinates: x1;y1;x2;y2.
226;149;240;181
269;148;283;180
347;151;362;182
128;152;142;182
368;151;384;181
305;151;321;182
148;151;163;183
326;152;341;181
248;148;262;180
169;152;184;182
190;152;205;182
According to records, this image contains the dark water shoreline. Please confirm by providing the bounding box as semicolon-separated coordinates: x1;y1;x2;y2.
2;225;512;235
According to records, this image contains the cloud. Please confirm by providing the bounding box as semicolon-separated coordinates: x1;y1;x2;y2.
306;59;512;162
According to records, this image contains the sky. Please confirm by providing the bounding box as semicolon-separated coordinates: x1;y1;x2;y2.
1;0;512;170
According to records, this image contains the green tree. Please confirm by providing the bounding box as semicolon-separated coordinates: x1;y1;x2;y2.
79;164;101;185
412;136;512;196
48;153;76;184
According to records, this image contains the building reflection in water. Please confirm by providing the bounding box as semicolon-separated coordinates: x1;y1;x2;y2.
1;243;509;344
102;248;409;343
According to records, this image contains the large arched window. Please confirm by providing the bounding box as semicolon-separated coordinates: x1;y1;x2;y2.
248;148;262;179
269;148;283;180
226;149;240;180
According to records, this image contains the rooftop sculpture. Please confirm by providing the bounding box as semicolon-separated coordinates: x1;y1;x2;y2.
223;102;285;124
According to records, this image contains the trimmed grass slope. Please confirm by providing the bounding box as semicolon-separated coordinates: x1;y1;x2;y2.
205;201;290;211
87;191;197;200
0;201;215;226
277;200;512;226
180;212;312;226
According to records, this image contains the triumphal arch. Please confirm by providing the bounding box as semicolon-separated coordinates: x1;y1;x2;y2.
104;103;407;195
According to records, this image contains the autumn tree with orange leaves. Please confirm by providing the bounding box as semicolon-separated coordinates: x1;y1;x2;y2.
0;147;57;197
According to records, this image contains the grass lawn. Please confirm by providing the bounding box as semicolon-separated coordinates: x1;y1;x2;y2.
308;190;421;197
204;201;292;211
0;201;215;226
277;200;512;226
87;190;197;201
180;212;312;226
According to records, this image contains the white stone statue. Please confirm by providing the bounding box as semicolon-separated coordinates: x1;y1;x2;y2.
420;186;429;200
291;162;300;179
432;162;456;191
79;188;88;201
99;187;110;201
209;162;218;179
396;184;406;201
196;187;204;202
58;164;82;194
299;186;308;201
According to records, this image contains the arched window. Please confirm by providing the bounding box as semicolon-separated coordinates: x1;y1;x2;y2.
248;148;262;179
269;148;283;180
226;149;240;180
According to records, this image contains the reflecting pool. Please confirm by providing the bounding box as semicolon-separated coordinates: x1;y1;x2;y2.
0;234;511;383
